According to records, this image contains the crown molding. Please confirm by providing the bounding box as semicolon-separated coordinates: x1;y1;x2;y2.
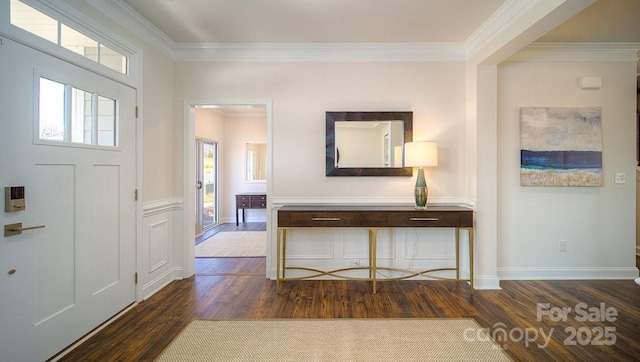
509;42;640;62
174;42;466;62
464;0;535;58
87;0;640;63
86;0;176;59
88;1;465;62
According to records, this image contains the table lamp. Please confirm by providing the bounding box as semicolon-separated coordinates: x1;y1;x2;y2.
404;141;438;209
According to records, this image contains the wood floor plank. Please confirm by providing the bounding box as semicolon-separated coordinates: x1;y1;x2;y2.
57;275;640;361
56;225;640;361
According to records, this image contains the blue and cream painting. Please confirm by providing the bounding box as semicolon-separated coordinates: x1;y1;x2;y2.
520;107;603;186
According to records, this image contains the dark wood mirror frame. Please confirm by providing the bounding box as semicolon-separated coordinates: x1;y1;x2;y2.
326;111;413;176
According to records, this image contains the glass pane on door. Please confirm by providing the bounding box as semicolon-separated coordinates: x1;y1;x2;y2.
202;141;216;230
196;139;218;235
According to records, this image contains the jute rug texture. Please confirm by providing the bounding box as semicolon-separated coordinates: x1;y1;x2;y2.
156;319;511;361
195;231;266;257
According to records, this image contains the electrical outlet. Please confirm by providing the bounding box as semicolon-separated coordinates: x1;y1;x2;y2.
558;240;567;252
614;173;626;184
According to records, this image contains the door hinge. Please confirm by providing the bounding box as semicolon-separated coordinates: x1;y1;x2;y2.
135;106;139;118
135;272;138;284
134;189;138;201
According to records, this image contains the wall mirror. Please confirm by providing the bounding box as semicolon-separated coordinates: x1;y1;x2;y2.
326;111;412;176
245;142;267;182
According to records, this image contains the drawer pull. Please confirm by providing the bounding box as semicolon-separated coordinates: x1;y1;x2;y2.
410;217;439;221
311;217;341;221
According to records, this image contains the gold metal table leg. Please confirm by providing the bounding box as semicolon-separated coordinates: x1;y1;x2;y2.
467;227;474;294
282;228;287;280
276;228;281;292
369;228;379;294
276;227;288;293
368;235;373;280
455;227;460;280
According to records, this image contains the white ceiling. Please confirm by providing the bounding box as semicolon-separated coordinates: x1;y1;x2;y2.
121;0;507;43
121;0;640;44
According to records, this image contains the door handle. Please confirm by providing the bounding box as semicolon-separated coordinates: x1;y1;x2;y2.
195;181;203;189
4;223;45;237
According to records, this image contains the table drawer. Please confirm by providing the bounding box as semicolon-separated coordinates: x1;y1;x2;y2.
387;212;463;227
237;201;266;208
236;194;267;209
250;200;266;208
279;211;362;227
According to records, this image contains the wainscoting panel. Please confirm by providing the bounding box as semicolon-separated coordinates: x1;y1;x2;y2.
400;228;456;260
275;225;466;280
342;228;370;259
285;228;335;260
141;199;183;299
148;220;169;273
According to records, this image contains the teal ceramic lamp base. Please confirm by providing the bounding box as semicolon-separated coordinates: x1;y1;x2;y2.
414;167;428;209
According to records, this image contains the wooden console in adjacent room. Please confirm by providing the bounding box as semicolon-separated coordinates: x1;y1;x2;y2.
235;193;267;226
276;205;474;294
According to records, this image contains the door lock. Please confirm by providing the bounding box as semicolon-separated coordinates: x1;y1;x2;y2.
4;223;45;237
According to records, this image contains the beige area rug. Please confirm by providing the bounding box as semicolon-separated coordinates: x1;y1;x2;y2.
156;319;511;361
195;231;266;257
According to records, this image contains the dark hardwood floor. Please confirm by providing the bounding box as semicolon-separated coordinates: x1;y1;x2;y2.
57;227;640;361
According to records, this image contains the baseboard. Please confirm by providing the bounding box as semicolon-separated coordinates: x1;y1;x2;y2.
473;275;502;290
50;303;138;361
498;267;639;280
142;267;183;300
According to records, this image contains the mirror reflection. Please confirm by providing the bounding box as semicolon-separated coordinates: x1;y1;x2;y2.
326;111;412;176
335;121;404;167
245;142;266;182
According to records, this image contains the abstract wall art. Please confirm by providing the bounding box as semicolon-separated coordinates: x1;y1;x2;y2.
520;107;603;187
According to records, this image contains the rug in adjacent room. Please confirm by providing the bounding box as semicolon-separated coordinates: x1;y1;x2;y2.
195;231;266;257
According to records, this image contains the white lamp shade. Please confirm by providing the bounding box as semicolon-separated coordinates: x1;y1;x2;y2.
404;141;438;167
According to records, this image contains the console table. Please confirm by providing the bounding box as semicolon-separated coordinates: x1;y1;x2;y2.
276;205;474;294
235;193;267;226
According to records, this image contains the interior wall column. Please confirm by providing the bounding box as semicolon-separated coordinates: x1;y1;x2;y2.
474;64;500;289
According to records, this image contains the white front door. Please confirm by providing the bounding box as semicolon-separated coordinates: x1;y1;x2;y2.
0;38;136;361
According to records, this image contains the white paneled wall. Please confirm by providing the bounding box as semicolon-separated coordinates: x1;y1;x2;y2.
140;199;184;299
275;226;471;281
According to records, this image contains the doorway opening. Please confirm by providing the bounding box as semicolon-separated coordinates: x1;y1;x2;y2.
186;102;272;278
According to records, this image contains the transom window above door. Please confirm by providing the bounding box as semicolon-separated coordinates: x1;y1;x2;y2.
9;0;128;75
